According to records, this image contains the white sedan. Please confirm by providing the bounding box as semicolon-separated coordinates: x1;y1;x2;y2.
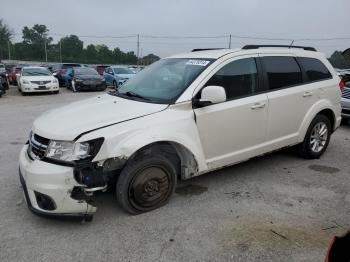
18;67;59;95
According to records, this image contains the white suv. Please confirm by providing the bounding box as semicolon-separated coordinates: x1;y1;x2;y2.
19;45;342;221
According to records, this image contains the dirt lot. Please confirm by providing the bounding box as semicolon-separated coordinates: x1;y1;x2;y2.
0;86;349;262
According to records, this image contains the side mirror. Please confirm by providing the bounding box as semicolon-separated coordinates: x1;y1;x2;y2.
52;72;57;77
16;73;20;77
195;85;226;107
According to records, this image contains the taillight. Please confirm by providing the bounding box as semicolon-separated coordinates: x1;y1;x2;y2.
339;80;345;92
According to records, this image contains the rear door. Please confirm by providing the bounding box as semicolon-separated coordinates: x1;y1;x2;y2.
260;55;319;148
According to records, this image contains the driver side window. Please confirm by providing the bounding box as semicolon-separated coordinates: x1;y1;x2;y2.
205;58;259;101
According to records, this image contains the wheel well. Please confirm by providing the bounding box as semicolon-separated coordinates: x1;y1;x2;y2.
318;109;335;131
129;141;198;180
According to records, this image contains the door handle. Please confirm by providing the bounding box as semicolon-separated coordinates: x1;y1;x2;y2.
250;102;266;110
303;91;313;97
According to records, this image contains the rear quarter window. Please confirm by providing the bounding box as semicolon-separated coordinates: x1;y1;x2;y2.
297;57;332;82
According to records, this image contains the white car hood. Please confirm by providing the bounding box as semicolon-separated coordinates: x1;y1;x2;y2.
33;94;168;140
21;75;55;82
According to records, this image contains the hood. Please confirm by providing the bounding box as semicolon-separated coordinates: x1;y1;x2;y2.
21;75;56;82
116;73;135;79
33;94;168;140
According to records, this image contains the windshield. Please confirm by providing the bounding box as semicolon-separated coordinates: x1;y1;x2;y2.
116;58;213;103
22;68;51;76
74;68;99;76
113;67;134;75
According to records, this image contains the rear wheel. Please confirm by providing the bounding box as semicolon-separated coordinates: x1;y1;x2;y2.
116;154;177;214
298;114;331;159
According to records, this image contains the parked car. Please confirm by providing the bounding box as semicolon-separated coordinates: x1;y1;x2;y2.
0;77;5;98
19;45;342;221
0;66;9;90
337;69;350;120
104;66;135;88
51;63;83;87
93;65;109;76
64;67;107;92
8;66;23;85
17;66;59;95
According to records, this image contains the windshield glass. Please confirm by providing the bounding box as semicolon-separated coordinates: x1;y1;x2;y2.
74;68;99;76
22;67;51;76
116;58;213;103
113;67;134;74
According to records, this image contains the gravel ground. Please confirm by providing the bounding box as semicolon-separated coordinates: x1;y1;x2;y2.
0;86;349;262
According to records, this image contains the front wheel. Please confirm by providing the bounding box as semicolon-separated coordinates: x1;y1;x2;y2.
116;154;177;214
298;114;331;159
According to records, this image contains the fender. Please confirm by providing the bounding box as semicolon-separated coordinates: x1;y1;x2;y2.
297;99;336;142
108;128;208;174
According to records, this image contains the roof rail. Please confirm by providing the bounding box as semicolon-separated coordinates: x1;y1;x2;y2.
242;45;317;51
191;48;224;52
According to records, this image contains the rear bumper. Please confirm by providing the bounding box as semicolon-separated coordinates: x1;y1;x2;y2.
18;145;96;220
341;97;350;119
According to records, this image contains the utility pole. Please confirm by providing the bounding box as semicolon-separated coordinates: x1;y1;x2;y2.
44;39;48;62
59;41;62;62
8;41;11;60
136;34;140;66
228;34;232;49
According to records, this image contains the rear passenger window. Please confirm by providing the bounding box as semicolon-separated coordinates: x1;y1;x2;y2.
205;58;259;100
298;57;332;82
262;56;302;90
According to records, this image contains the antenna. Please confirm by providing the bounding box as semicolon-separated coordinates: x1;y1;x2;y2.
288;40;295;49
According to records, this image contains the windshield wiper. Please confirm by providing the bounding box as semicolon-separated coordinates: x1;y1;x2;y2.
123;91;150;101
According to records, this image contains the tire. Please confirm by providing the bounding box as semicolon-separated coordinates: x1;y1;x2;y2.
116;154;177;214
298;114;331;159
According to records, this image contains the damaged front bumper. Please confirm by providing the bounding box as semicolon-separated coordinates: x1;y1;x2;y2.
18;145;96;220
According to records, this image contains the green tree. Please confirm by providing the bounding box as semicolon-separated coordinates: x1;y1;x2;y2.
22;24;52;60
0;19;13;60
84;44;98;63
59;35;83;62
96;44;113;64
328;51;350;69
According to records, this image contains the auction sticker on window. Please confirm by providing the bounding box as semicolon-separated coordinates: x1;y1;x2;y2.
186;60;210;66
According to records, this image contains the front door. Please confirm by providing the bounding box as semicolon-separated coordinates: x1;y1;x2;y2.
194;56;269;170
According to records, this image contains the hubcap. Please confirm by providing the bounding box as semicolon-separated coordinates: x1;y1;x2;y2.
310;122;328;153
129;166;171;209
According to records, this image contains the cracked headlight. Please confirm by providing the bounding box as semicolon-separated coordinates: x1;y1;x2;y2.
46;141;90;162
45;138;104;163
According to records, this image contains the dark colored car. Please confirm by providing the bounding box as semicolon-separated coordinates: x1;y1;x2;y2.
0;77;5;97
65;67;107;92
0;66;9;90
51;63;83;87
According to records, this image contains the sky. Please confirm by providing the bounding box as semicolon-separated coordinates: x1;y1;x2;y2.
1;0;350;58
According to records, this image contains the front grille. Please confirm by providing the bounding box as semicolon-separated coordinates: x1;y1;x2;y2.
342;87;350;99
27;133;49;160
83;80;101;85
31;80;51;85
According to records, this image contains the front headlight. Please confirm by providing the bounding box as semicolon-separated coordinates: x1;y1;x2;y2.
22;79;30;84
75;78;83;82
46;141;90;162
45;138;104;163
52;78;58;83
